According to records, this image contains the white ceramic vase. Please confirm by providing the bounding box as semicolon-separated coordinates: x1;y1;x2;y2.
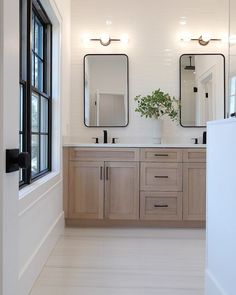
152;119;163;144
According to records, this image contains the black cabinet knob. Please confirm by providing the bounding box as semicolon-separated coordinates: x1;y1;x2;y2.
18;152;31;169
6;149;30;173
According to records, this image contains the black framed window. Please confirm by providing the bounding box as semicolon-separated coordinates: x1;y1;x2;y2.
20;0;52;187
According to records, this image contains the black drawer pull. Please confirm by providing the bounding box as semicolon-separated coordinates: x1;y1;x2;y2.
154;204;169;208
106;166;109;180
154;154;169;157
100;166;103;180
154;175;169;179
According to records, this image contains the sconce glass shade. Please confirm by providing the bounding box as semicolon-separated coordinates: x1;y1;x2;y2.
230;35;236;44
201;32;212;42
198;36;210;46
88;33;129;46
81;33;90;44
180;31;221;46
120;34;129;44
100;33;111;46
180;32;192;42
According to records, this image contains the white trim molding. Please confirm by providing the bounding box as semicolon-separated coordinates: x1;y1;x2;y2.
19;212;64;295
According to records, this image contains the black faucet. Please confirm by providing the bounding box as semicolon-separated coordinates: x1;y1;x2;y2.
103;130;108;144
203;131;207;144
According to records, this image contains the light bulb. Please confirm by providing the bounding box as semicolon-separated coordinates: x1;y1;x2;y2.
100;33;110;46
120;34;129;44
201;32;212;42
81;33;90;44
230;35;236;44
180;32;192;42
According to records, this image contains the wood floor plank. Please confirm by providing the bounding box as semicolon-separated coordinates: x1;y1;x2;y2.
30;228;205;295
31;286;204;295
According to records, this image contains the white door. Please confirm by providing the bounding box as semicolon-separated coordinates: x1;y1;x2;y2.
0;0;20;294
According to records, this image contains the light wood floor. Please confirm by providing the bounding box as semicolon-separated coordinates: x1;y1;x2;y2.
30;228;205;295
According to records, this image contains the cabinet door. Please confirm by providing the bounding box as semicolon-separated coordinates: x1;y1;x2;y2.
105;162;139;220
68;161;104;219
183;163;206;221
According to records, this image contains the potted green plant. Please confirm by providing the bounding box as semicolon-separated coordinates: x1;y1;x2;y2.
134;89;179;143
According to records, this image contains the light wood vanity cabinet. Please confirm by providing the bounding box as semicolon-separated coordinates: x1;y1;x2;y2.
141;148;182;163
183;150;206;221
140;149;183;221
140;163;183;192
64;147;206;225
66;148;139;221
140;192;182;220
68;161;104;219
105;162;139;220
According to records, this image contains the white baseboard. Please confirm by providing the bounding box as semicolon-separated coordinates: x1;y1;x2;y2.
205;269;227;295
19;212;64;295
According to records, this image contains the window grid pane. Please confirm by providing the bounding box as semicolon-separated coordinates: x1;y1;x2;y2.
32;11;45;93
31;91;50;176
31;134;39;175
31;92;39;132
20;84;23;132
32;53;35;86
32;13;35;52
41;96;48;133
35;17;44;59
40;135;48;171
19;134;23;182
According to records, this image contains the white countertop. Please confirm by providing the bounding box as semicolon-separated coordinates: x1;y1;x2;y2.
207;117;236;126
63;143;206;148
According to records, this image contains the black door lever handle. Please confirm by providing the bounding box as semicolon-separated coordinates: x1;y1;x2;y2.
6;149;30;173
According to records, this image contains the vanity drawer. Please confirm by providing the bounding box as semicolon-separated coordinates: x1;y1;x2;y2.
140;163;182;191
140;192;182;220
140;148;182;162
69;148;140;162
141;162;182;192
183;149;206;163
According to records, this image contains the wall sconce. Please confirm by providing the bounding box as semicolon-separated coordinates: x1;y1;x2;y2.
181;32;221;46
82;33;129;46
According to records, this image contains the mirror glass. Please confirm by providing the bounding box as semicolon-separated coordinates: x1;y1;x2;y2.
180;54;225;127
84;54;129;127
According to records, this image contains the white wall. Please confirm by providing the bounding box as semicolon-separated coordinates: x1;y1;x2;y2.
1;0;20;294
59;0;71;137
229;0;236;115
229;0;236;74
67;0;229;144
206;118;236;295
0;0;3;291
18;0;71;294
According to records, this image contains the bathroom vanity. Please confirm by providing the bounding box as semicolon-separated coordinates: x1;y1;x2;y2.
63;144;206;227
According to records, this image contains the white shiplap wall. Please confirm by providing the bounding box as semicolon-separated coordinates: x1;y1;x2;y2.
67;0;229;144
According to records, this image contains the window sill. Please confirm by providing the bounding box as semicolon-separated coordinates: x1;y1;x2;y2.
19;171;61;200
18;171;62;216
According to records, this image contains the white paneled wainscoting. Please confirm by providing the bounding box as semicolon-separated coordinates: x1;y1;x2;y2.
18;175;64;295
